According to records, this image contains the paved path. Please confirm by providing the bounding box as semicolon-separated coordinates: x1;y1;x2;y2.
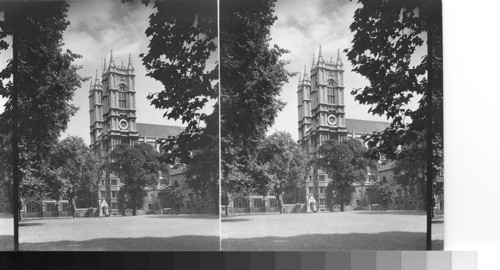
221;211;434;250
13;215;219;251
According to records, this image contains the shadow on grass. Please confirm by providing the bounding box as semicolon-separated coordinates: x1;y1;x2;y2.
222;231;428;251
352;211;426;216
144;215;219;220
20;235;219;251
432;239;444;250
221;219;249;223
0;235;14;251
19;223;43;227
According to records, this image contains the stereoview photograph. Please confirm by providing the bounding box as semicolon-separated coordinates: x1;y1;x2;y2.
220;0;443;251
0;0;219;251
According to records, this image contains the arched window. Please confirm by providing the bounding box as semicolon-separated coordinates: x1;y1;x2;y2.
26;201;42;213
327;80;335;104
118;85;127;109
382;176;388;183
233;197;249;208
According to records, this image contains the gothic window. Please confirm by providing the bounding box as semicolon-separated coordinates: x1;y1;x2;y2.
269;199;278;207
327;80;335;104
233;197;249;208
119;85;127;109
253;198;264;208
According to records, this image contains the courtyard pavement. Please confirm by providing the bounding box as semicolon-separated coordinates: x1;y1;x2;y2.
1;214;219;251
221;211;443;251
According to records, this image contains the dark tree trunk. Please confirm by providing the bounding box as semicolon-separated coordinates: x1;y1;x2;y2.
225;193;229;216
212;181;219;215
69;197;76;218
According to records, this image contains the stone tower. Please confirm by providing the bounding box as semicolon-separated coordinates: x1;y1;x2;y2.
298;46;348;211
89;51;140;213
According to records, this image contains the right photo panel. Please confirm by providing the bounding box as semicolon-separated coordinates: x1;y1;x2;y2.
220;0;443;251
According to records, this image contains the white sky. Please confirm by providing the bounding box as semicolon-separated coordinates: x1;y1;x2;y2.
267;0;422;140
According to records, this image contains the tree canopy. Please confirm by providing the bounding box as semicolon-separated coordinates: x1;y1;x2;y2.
108;143;160;215
48;136;100;217
316;139;369;212
0;2;85;224
253;132;308;213
346;0;442;174
220;0;293;202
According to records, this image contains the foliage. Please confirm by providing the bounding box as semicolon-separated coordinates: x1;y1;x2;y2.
346;0;443;200
48;136;99;217
376;183;394;210
123;0;218;165
185;120;219;214
0;3;85;212
164;186;188;213
316;139;369;212
220;0;293;204
108;143;160;215
253;132;308;214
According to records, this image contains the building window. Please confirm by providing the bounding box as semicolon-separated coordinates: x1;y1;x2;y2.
320;199;326;206
100;191;105;198
327;80;335;104
119;85;127;108
111;179;117;185
112;191;117;198
26;201;42;213
253;198;264;208
308;187;313;194
62;203;71;212
46;203;57;212
233;197;249;209
111;203;118;210
101;180;104;186
269;199;278;207
319;175;325;182
320;187;325;194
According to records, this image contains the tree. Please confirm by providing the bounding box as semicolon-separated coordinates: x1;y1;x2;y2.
121;1;219;214
376;183;394;210
164;186;188;214
48;136;99;218
185;120;219;214
0;2;85;228
220;0;293;208
108;143;160;216
254;132;308;214
316;139;369;212
346;0;442;248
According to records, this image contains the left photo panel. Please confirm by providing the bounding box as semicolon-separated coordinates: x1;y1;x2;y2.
0;0;219;251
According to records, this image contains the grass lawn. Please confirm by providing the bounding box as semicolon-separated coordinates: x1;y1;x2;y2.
222;211;442;251
8;214;219;251
0;214;14;251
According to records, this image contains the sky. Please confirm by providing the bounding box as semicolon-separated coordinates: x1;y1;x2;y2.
267;0;422;140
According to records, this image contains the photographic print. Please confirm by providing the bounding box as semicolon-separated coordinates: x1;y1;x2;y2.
220;0;443;251
0;0;219;251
